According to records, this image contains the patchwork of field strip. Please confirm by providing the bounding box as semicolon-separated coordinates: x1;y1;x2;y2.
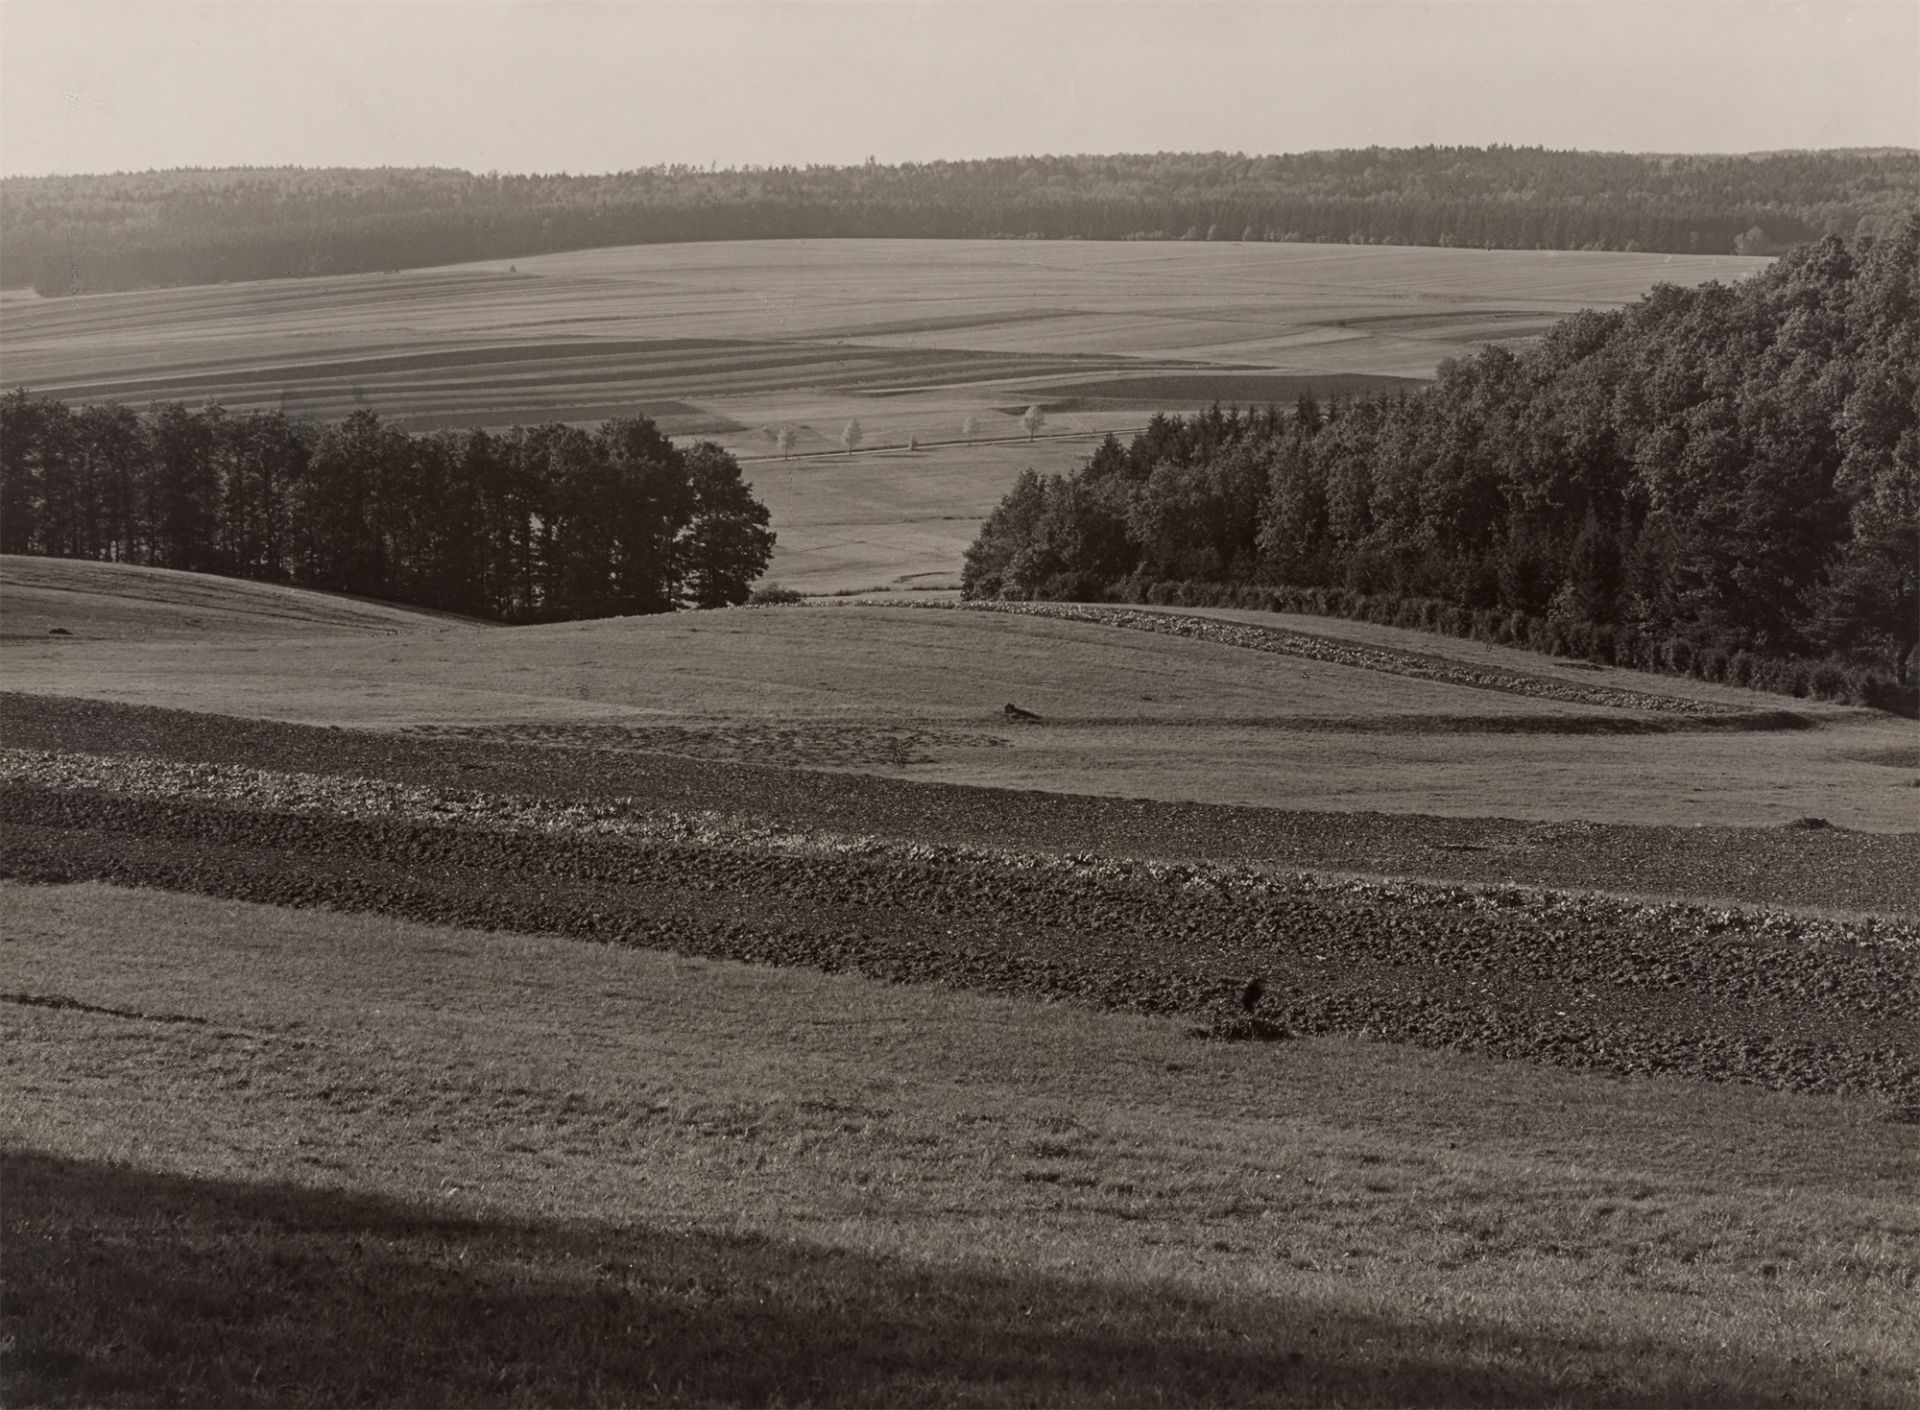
0;242;1766;591
0;240;1767;589
2;239;1765;432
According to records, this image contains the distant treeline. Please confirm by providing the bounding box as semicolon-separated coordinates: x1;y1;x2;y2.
0;399;775;621
963;223;1919;712
5;147;1916;295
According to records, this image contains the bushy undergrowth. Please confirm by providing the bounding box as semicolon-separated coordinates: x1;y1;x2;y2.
1098;576;1918;715
748;582;806;605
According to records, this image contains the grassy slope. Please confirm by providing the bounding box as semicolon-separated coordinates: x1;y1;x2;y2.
3;564;1911;830
0;240;1769;592
0;556;489;641
4;883;1914;1407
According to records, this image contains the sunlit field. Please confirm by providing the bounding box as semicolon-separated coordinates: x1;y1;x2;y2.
6;557;1911;833
0;239;1768;591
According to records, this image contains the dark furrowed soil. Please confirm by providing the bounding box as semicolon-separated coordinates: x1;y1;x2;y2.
4;690;1918;1105
5;692;1916;914
3;779;1915;1103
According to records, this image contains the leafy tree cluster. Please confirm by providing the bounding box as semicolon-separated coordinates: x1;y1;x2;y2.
5;147;1915;295
0;398;774;620
964;223;1918;704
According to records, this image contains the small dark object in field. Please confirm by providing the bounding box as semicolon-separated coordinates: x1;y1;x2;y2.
1003;702;1042;721
1782;816;1834;830
47;627;70;636
1240;976;1265;1013
1191;1015;1293;1043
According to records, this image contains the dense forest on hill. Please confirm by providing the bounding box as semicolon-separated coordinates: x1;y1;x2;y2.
963;222;1919;711
3;147;1915;294
0;402;774;621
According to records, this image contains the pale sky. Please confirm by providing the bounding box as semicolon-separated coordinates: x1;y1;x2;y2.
2;1;1915;177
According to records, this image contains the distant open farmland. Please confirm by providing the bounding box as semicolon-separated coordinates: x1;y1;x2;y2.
0;240;1768;590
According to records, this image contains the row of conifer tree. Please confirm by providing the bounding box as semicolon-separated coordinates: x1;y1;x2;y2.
0;399;775;621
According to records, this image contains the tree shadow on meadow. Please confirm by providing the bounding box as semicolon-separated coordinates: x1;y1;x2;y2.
0;1149;1865;1408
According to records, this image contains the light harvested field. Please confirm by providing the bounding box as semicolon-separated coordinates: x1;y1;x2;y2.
4;558;1912;832
0;239;1768;591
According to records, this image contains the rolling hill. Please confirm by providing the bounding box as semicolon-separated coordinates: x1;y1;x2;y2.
4;557;1910;832
0;240;1771;593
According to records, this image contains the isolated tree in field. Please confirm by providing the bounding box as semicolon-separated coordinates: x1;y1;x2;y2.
1021;404;1047;441
841;419;864;456
776;425;798;459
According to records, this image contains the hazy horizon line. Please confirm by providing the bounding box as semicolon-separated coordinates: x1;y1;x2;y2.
8;144;1918;183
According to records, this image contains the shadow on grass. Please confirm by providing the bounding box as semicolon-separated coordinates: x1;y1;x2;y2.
0;1149;1858;1408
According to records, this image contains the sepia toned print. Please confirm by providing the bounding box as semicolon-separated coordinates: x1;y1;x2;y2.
2;3;1916;1405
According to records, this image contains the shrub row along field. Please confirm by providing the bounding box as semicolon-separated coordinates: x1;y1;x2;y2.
1092;577;1917;713
896;601;1753;715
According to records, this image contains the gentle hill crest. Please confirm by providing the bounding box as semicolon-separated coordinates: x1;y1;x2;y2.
3;565;1909;831
0;556;487;641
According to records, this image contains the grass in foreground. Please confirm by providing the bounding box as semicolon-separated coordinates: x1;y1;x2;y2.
4;883;1915;1406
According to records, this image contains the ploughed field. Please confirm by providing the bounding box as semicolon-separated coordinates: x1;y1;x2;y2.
4;562;1916;1406
6;692;1917;1103
0;239;1767;591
